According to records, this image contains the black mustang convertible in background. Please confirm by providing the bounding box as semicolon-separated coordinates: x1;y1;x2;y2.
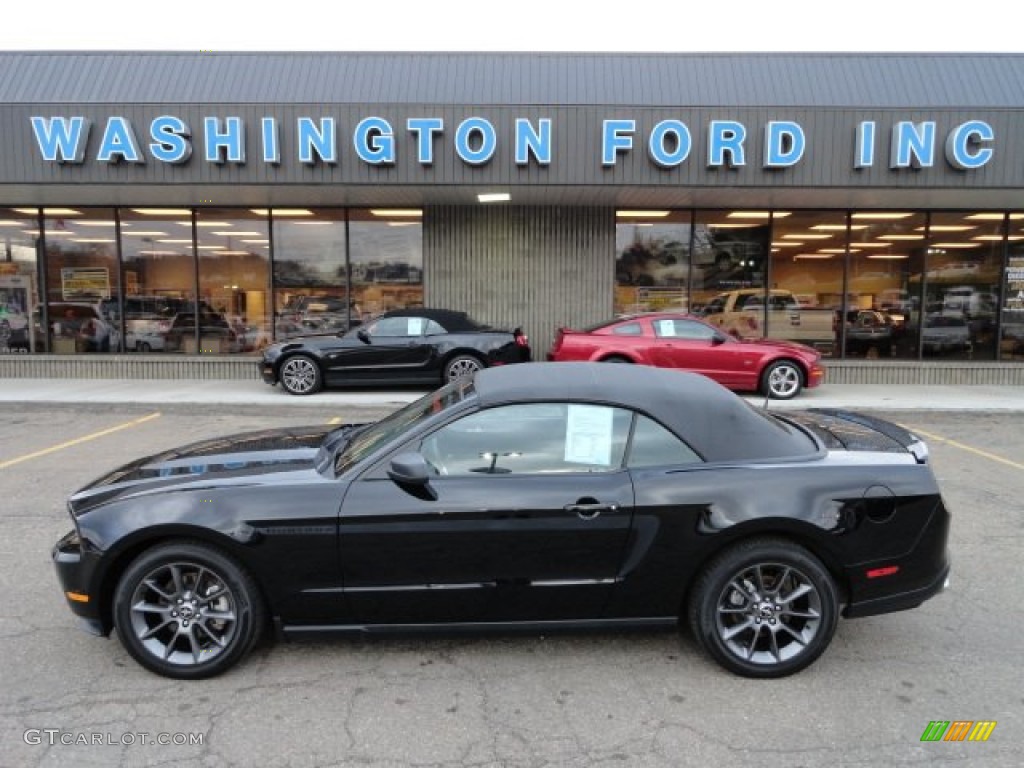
53;363;950;679
259;307;531;394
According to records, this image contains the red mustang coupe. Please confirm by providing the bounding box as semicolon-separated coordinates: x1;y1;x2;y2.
548;313;825;399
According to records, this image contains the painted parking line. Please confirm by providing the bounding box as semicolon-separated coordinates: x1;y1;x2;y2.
903;425;1024;471
0;413;162;470
327;416;344;425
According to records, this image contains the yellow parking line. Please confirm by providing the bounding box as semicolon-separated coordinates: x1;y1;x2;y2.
0;413;162;470
327;416;343;425
903;425;1024;471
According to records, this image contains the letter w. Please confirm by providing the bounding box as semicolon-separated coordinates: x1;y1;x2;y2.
920;721;949;741
31;117;90;163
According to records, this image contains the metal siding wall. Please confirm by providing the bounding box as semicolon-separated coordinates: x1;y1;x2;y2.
425;206;614;356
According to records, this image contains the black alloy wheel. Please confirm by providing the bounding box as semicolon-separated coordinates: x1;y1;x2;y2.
443;354;483;382
688;538;839;678
279;354;323;395
113;542;265;679
761;360;803;400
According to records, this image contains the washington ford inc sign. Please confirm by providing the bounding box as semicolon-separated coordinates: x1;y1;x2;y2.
29;115;996;172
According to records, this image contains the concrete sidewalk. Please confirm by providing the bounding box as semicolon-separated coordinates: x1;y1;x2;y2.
0;377;1022;411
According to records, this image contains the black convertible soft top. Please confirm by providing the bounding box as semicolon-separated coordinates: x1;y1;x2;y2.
473;362;817;463
380;308;484;333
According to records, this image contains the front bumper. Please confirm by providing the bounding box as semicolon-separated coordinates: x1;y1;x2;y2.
259;359;277;385
52;529;110;635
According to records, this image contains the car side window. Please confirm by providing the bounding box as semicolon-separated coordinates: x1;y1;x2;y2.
627;415;702;468
612;322;642;336
653;319;716;340
369;317;414;337
423;319;446;335
420;403;632;476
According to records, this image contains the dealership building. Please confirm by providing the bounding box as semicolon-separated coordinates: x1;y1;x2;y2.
1;51;1023;383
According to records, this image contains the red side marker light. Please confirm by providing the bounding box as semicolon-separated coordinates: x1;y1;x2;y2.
866;565;900;579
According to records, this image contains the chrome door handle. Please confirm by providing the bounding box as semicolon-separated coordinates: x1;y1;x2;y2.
564;502;618;520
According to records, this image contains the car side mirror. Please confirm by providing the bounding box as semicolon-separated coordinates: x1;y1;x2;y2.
387;452;437;500
388;452;433;486
357;329;370;344
712;332;728;345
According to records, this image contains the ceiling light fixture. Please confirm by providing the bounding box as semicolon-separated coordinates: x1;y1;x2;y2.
616;210;669;218
478;193;511;203
370;209;423;217
14;207;82;216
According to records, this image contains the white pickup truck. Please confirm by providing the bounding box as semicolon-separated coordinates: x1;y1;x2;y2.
702;289;836;352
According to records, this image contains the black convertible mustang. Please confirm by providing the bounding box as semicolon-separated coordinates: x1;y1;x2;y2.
259;307;531;394
53;363;950;679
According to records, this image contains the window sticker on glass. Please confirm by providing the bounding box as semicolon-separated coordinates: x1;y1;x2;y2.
407;317;425;335
564;404;614;465
656;319;675;337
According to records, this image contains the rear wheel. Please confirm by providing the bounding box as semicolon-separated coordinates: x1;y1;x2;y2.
687;538;838;678
443;354;483;382
113;542;264;679
600;355;632;364
761;360;803;399
279;354;323;395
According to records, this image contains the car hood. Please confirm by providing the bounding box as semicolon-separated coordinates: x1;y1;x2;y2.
68;425;338;516
737;337;819;356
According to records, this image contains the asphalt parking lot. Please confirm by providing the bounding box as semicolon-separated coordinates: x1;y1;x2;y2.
1;402;1020;767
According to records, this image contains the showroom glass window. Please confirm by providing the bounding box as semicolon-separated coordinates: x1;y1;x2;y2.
196;209;271;355
848;212;927;360
0;208;41;354
768;211;846;356
42;208;119;354
1001;215;1024;361
614;211;692;314
117;208;197;354
271;208;349;340
348;209;423;321
691;211;769;317
923;212;1004;361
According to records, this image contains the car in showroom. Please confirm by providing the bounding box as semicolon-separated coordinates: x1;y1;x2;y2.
52;362;950;680
840;309;898;358
547;312;824;399
259;307;531;394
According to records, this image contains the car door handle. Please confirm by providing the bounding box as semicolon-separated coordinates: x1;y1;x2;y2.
564;502;618;520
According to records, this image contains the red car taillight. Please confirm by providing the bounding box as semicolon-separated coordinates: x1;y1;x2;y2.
515;330;529;347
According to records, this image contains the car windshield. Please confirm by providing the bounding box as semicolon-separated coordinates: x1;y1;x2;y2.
334;378;476;474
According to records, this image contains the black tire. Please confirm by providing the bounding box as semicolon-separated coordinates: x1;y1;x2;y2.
137;341;152;353
279;354;323;395
113;541;265;679
760;360;803;400
443;353;484;382
600;355;633;364
687;538;839;678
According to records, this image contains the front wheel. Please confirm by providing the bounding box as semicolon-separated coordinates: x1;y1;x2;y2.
113;542;265;679
279;354;323;395
687;538;839;678
761;360;803;399
443;354;483;382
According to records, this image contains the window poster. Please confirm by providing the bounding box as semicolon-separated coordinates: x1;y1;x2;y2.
0;274;34;352
564;404;614;466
